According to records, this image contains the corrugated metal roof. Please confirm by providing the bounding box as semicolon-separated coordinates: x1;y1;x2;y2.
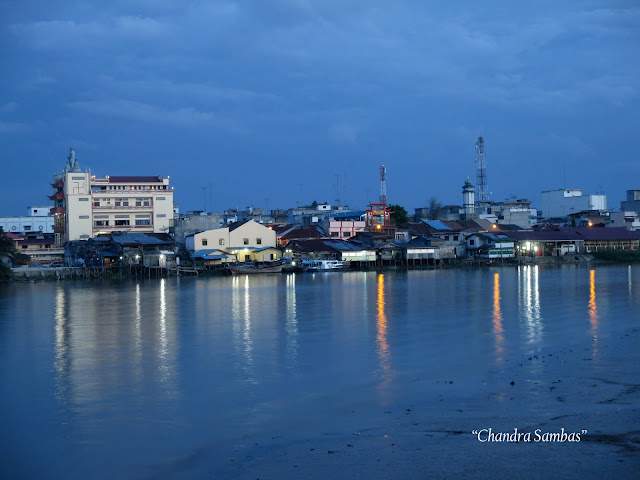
332;211;366;219
192;249;229;259
424;220;451;230
110;233;173;245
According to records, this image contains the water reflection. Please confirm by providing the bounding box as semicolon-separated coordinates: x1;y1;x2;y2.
518;265;542;346
51;280;180;412
285;274;298;369
588;269;598;357
376;274;392;398
492;273;504;362
231;276;256;383
54;286;70;404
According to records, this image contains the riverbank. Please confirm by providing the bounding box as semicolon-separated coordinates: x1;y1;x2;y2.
6;253;627;282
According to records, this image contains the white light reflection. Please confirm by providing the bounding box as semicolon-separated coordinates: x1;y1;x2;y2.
232;276;256;383
158;278;169;383
134;283;142;384
518;265;542;346
285;274;298;369
53;286;69;403
492;273;504;363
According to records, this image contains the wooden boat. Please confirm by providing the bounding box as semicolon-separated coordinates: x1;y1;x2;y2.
228;261;283;275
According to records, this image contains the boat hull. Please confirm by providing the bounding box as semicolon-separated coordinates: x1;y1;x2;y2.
228;263;283;274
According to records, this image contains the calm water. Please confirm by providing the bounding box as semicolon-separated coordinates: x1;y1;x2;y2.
1;265;639;478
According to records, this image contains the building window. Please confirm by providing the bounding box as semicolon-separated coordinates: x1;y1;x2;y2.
123;201;129;206
115;220;130;226
115;201;121;206
343;232;350;237
469;239;475;246
135;220;151;226
331;232;339;237
243;238;249;245
157;197;165;200
256;238;262;245
136;200;142;207
143;200;150;206
453;235;459;241
24;225;32;231
202;239;208;246
79;215;90;219
79;198;89;201
93;201;100;207
94;220;109;226
219;239;224;246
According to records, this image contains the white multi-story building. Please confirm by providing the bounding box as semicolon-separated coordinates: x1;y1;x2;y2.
51;149;174;241
540;189;607;219
0;206;54;235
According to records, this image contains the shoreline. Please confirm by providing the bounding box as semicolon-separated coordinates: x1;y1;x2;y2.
6;255;637;282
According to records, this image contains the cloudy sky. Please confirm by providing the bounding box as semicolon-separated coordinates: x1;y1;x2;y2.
1;0;638;215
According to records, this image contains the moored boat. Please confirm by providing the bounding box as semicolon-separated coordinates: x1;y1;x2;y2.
228;261;283;275
302;259;349;271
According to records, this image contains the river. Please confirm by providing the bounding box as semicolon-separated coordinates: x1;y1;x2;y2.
1;265;639;479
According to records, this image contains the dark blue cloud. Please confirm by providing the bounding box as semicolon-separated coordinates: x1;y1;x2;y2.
1;0;638;214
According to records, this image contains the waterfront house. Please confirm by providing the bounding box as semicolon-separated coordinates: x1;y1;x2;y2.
186;220;279;262
560;227;640;252
287;239;376;266
466;232;515;259
15;232;64;265
404;236;456;265
191;249;234;267
276;225;327;247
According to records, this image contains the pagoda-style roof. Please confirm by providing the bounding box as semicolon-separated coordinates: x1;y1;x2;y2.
48;191;64;200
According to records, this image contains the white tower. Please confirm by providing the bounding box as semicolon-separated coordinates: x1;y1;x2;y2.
463;178;475;216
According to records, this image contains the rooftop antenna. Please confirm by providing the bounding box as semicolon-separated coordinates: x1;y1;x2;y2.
335;173;340;206
475;137;488;203
380;164;387;205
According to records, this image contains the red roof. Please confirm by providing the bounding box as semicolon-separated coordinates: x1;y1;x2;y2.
49;191;64;200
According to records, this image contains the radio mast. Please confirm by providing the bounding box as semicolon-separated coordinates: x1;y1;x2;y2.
475;136;488;203
380;165;387;205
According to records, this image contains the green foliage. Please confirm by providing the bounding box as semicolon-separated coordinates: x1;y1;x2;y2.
389;204;409;224
591;248;640;263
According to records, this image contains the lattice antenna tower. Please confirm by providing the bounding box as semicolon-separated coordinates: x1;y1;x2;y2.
379;165;387;204
475;136;489;203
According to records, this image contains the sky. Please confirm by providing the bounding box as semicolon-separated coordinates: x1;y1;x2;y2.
1;0;638;216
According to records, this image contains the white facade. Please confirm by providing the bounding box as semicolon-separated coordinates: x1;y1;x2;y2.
541;189;607;218
64;173;174;241
0;207;55;234
187;220;277;258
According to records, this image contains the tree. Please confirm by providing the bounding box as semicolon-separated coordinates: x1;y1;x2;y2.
427;196;443;220
389;204;409;224
0;229;16;278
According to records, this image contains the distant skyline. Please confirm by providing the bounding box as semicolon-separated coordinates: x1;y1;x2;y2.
1;0;638;215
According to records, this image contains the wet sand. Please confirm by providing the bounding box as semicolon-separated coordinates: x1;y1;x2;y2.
214;324;640;479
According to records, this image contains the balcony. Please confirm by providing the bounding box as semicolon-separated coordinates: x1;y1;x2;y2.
92;224;153;231
92;205;153;210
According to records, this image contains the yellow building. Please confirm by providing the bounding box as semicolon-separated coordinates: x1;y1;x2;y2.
187;220;280;262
